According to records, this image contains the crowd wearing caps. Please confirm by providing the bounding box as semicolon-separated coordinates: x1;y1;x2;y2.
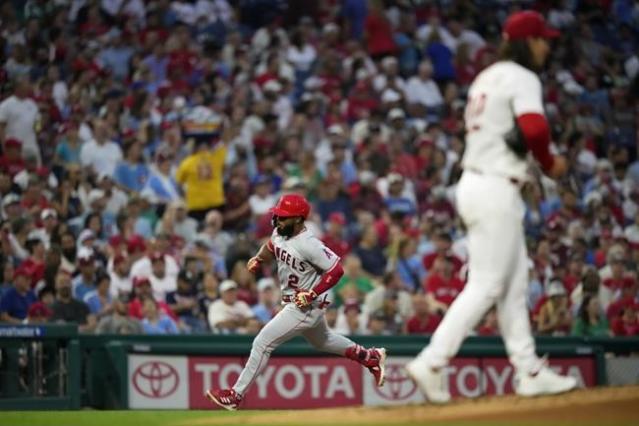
0;2;636;337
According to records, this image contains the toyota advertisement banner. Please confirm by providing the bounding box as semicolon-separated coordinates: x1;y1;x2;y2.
362;356;596;406
127;354;596;409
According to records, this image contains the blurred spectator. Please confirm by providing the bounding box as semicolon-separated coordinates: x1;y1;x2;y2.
202;210;233;255
113;141;150;193
0;260;14;299
404;60;443;117
0;76;41;163
353;224;386;277
335;298;367;335
95;298;143;335
141;298;179;335
176;139;227;221
72;247;97;301
611;301;639;336
364;271;413;319
108;254;132;300
351;171;385;214
570;266;601;316
156;200;198;243
167;271;203;333
252;278;279;325
424;256;465;316
365;309;390;336
405;294;440;335
606;276;639;320
248;175;277;218
422;231;463;274
141;148;181;206
79;119;123;178
229;259;257;306
321;212;351;259
207;279;254;334
26;301;52;324
0;267;36;323
364;0;396;59
332;254;375;307
572;294;610;337
147;251;177;302
0;1;636;340
128;276;175;321
599;250;628;310
51;272;96;333
0;139;26;177
84;272;113;318
393;235;426;293
20;236;46;288
537;281;572;336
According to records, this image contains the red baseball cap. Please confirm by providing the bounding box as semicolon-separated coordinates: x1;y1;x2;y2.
502;11;560;41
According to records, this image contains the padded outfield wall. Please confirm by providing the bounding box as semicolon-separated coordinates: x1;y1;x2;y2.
1;325;638;409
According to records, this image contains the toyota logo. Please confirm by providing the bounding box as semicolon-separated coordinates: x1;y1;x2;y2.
374;363;417;401
132;361;179;398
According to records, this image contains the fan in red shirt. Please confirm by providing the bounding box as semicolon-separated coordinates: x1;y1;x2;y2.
424;255;465;315
422;231;463;274
364;2;396;59
606;276;638;320
0;138;26;177
406;294;441;334
254;53;280;88
20;175;50;217
20;236;46;289
611;301;639;336
321;212;351;258
128;276;177;321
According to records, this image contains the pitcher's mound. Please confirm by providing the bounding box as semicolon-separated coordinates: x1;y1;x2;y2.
187;385;639;425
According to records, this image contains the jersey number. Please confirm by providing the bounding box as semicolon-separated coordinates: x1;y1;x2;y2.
287;274;299;289
464;93;486;132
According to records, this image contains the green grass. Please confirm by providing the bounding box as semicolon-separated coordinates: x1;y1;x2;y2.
0;411;636;426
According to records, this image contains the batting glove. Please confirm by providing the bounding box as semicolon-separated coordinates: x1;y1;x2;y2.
247;256;262;274
294;290;317;309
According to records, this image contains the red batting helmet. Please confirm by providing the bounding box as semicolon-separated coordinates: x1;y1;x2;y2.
271;194;311;219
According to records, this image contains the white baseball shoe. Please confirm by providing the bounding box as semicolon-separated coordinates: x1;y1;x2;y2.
404;359;451;404
515;366;578;397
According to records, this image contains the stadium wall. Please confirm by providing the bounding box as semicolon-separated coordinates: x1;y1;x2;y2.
1;325;638;410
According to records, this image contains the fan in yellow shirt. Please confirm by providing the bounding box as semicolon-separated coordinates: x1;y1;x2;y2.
175;139;227;221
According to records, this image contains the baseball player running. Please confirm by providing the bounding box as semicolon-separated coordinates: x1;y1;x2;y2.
206;194;386;410
406;11;577;403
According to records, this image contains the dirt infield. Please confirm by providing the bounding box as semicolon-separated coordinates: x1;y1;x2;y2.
182;385;639;426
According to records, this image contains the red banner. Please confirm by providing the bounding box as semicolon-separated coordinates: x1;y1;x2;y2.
189;356;363;409
445;357;596;397
364;356;597;406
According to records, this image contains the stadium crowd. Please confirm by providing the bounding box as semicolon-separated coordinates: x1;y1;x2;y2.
0;0;638;338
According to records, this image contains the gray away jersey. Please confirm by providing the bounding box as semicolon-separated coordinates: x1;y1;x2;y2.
268;227;339;300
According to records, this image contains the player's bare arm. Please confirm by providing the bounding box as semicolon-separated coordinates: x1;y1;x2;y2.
247;242;276;273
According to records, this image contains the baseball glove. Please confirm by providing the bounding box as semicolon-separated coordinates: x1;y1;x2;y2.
294;290;317;309
504;119;528;159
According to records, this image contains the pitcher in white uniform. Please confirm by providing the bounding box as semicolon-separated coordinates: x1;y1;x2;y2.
206;193;386;410
405;11;577;403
